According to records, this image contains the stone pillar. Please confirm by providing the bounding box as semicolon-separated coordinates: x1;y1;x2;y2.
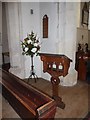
5;3;25;79
58;2;78;86
56;2;66;54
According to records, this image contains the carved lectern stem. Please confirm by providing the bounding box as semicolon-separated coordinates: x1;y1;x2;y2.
51;76;65;109
51;77;60;96
39;53;72;109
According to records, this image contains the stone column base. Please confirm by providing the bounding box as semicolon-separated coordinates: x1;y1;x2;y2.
60;69;77;86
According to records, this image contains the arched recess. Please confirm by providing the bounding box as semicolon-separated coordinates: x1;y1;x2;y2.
43;14;48;38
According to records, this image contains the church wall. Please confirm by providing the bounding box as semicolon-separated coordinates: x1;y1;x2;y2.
5;2;25;78
4;2;84;86
40;2;57;80
40;2;77;85
20;2;41;78
20;2;59;80
2;3;10;64
76;2;90;51
77;27;88;47
20;2;78;83
60;2;78;86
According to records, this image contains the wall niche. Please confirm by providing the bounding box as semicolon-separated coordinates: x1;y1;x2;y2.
43;14;48;38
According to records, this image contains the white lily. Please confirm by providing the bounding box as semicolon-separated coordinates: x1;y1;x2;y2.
34;43;38;47
25;47;29;52
36;35;39;40
31;48;37;53
27;39;31;44
23;44;25;48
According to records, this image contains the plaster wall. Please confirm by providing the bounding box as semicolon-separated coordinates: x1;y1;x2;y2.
56;2;66;54
65;3;77;67
20;2;78;85
40;2;78;86
60;2;77;86
2;3;10;63
20;2;58;80
6;2;25;78
20;2;41;78
77;27;88;45
5;2;78;86
40;2;57;80
76;2;90;50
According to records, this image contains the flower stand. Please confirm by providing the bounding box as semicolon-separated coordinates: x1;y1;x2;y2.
27;55;38;83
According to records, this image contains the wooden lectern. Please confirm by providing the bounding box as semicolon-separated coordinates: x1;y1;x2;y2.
39;53;72;109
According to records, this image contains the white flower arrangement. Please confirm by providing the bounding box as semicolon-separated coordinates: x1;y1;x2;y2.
21;31;40;56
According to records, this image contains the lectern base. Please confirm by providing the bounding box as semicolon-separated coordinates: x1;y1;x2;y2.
52;96;65;109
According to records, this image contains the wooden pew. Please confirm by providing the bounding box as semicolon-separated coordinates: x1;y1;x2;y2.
0;69;56;119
